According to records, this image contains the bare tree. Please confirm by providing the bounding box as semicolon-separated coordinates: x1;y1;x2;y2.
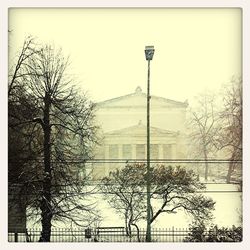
8;40;99;241
100;164;146;241
8;37;40;96
187;93;219;181
217;77;242;183
150;165;215;224
100;164;215;241
8;37;43;218
187;79;242;183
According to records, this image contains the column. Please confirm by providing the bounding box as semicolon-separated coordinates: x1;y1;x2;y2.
132;144;136;160
171;144;177;159
159;144;164;160
118;144;123;159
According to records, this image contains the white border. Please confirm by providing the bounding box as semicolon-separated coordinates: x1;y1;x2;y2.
1;1;249;250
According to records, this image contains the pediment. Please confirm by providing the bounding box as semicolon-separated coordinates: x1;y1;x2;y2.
96;87;188;109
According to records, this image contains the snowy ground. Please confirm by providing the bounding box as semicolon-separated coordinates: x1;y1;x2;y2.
27;183;242;229
93;183;242;229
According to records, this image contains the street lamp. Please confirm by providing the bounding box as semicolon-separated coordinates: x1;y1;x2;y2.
145;45;154;242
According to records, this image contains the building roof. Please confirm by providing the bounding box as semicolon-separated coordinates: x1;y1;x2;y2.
96;86;188;108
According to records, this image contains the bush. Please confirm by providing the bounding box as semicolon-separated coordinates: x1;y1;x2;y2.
184;222;242;242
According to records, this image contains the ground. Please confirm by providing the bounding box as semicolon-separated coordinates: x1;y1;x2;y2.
26;183;242;230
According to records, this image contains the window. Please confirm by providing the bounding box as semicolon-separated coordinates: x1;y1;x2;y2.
109;144;118;159
136;144;145;159
122;144;132;159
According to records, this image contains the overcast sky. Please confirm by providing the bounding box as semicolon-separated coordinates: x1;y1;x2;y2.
9;8;241;105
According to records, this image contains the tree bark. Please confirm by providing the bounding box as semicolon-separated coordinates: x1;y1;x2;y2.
203;145;209;181
131;223;141;242
39;93;52;242
226;153;236;183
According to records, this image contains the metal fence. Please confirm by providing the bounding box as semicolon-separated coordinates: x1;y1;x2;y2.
8;226;242;242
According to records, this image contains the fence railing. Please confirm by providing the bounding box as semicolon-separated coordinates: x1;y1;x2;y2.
8;226;242;242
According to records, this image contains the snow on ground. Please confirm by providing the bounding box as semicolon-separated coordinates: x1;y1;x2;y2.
93;183;242;229
27;184;242;229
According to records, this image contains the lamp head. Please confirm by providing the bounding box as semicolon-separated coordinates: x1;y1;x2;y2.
145;46;155;60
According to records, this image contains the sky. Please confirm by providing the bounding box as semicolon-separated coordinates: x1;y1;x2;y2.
9;8;241;105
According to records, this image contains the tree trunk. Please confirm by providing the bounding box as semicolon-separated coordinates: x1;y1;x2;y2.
203;146;209;181
226;153;236;183
39;93;52;242
204;161;209;181
128;222;132;241
125;211;130;236
131;223;141;242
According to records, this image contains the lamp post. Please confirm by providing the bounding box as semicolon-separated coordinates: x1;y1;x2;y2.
145;45;155;242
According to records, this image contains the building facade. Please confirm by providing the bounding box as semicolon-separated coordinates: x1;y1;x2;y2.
91;86;188;179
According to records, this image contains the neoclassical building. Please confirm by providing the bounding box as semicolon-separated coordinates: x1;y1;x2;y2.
91;86;188;179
